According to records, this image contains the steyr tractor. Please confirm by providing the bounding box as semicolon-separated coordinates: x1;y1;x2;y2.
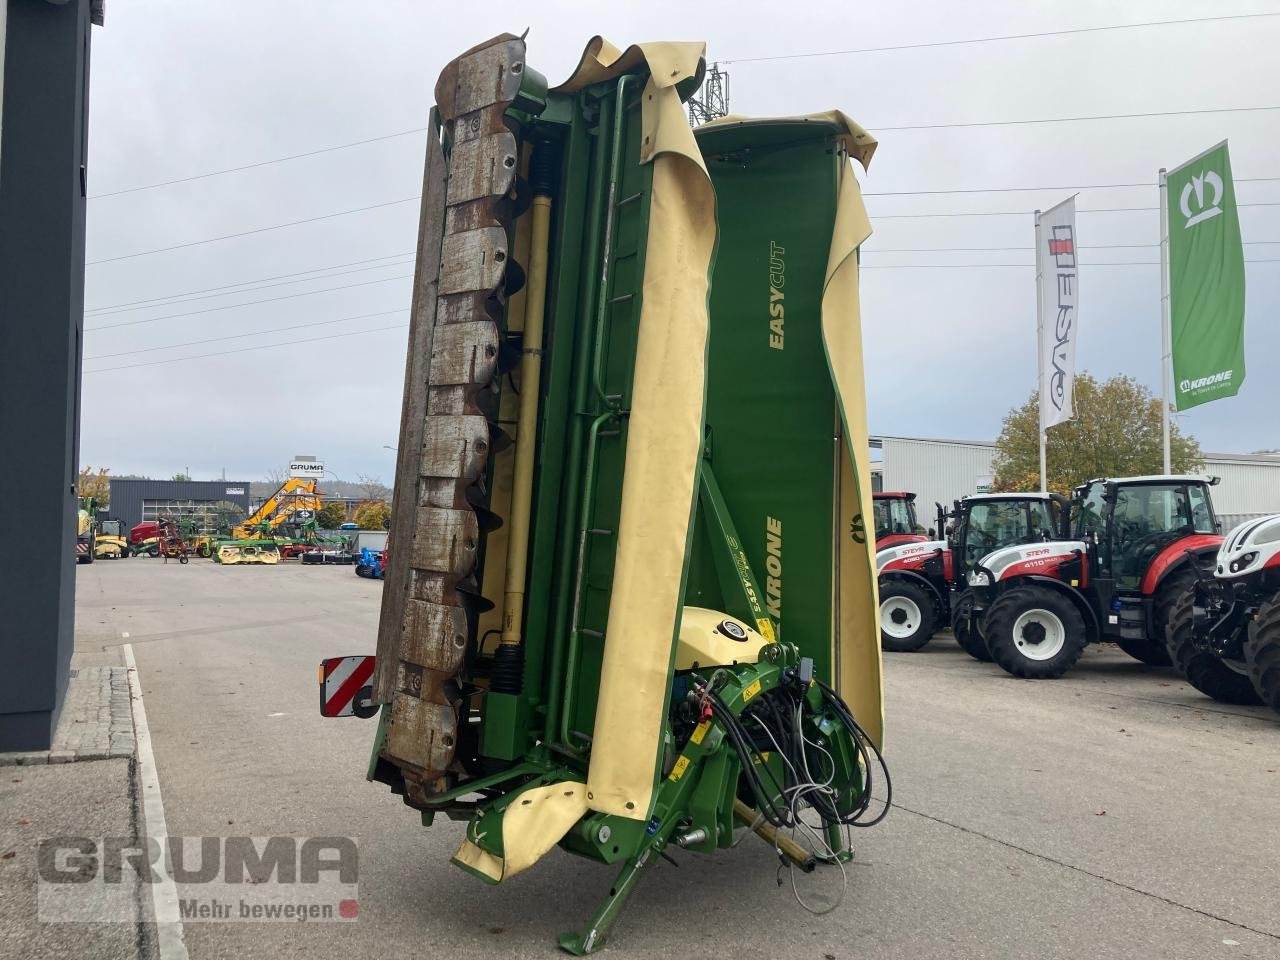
968;475;1222;679
1165;514;1280;712
873;491;927;550
876;492;1068;654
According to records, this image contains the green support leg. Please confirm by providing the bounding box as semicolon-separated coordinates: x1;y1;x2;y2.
557;846;655;955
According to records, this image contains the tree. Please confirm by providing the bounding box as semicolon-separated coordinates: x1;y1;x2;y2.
992;373;1203;495
352;500;391;530
317;501;348;529
356;474;391;502
78;466;111;509
172;472;192;482
264;467;287;488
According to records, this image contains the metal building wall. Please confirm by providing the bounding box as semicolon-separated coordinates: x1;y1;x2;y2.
877;436;997;528
1203;453;1280;516
108;479;252;529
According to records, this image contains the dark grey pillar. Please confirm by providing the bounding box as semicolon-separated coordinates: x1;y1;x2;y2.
0;0;94;751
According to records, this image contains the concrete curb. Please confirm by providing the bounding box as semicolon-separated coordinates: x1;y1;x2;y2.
0;666;136;766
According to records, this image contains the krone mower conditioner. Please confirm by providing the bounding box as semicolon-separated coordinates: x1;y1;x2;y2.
319;34;888;953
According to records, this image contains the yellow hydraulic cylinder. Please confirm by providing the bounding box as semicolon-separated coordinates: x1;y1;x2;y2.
499;190;552;651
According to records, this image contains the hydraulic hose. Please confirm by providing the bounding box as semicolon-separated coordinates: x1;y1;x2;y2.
492;142;556;694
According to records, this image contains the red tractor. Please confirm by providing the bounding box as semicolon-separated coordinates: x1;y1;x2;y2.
876;492;1069;654
873;491;928;550
966;475;1221;679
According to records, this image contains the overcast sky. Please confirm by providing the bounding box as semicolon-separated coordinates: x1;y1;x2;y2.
81;0;1280;482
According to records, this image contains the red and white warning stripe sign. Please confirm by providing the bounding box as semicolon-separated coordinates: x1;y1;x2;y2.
319;655;377;718
76;543;89;555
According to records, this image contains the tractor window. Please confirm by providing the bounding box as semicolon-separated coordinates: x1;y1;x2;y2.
1027;500;1057;541
1110;484;1203;588
873;498;916;538
962;502;1032;568
1074;482;1107;539
1187;484;1215;534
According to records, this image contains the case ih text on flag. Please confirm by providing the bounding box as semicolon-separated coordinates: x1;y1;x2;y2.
1165;140;1247;411
1036;196;1079;430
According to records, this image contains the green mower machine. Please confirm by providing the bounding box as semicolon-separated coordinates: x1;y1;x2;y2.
319;33;888;952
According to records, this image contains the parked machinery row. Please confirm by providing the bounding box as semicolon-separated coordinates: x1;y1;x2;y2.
876;476;1280;716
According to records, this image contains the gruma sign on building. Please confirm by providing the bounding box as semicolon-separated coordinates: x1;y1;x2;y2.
290;457;325;478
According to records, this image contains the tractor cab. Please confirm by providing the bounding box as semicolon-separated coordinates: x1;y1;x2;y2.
950;493;1068;581
873;491;925;549
969;475;1223;680
876;490;1067;655
1073;476;1220;590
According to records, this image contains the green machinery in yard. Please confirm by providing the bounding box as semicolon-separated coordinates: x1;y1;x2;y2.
320;34;888;952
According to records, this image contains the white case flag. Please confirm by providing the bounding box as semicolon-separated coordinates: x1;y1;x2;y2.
1037;197;1078;428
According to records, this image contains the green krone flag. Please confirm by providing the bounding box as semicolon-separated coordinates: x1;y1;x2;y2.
1166;140;1246;410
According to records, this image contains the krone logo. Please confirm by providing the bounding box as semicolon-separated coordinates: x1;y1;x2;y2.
1179;170;1223;229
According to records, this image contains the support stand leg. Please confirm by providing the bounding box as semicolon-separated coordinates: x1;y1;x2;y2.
558;846;654;955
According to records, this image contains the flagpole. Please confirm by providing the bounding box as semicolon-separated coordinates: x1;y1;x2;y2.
1158;167;1172;474
1035;208;1047;490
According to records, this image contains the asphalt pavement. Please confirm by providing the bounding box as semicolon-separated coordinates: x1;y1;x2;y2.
23;559;1280;959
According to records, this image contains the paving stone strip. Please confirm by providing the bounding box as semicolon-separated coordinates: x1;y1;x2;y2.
0;666;135;766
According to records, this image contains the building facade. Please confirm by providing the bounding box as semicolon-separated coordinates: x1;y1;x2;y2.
0;0;102;751
871;435;1280;532
108;478;253;532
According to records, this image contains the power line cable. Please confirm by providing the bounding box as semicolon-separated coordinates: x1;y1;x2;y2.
84;324;407;374
86;197;420;266
872;104;1280;133
90;129;427;200
864;176;1280;196
862;258;1280;268
721;12;1280;64
871;201;1280;220
85;308;406;360
865;240;1280;252
86;252;414;313
87;275;411;331
87;257;414;317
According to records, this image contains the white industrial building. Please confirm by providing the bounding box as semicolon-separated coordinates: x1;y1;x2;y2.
870;435;1280;531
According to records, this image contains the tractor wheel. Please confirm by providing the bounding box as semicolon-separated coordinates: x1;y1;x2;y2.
983;585;1086;679
1165;587;1259;705
951;590;992;662
1127;566;1200;667
355;564;370;579
878;580;935;652
147;546;159;558
1245;595;1280;714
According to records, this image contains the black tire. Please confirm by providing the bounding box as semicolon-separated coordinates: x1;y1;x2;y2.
1165;587;1260;705
878;579;935;652
147;546;159;558
1125;565;1203;667
951;590;992;662
355;564;370;579
983;585;1087;679
1245;595;1280;714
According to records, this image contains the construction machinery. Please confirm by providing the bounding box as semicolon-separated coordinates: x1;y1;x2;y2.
156;517;190;563
75;496;97;563
1165;514;1280;711
872;491;927;550
317;35;887;953
212;476;322;564
93;518;130;559
354;545;385;579
967;475;1222;679
876;492;1068;654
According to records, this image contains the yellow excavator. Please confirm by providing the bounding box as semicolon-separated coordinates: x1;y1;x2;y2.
214;477;324;565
